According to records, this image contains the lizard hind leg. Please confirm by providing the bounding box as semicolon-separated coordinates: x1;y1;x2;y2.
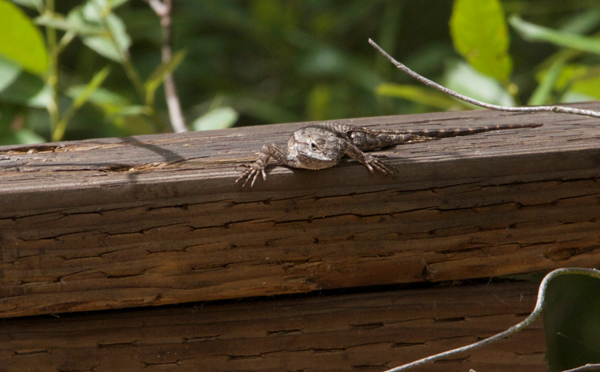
343;143;396;176
364;153;396;175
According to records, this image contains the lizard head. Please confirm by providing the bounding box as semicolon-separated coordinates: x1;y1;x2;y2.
286;127;344;169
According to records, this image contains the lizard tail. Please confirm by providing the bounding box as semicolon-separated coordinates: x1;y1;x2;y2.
403;123;543;138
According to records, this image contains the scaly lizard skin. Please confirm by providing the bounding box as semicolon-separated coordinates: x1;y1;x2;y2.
236;122;542;187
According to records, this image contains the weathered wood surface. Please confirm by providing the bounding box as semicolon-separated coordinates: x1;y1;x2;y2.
0;281;544;372
1;103;600;317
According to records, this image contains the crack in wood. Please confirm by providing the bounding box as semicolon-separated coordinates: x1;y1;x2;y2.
267;329;303;336
184;335;220;343
12;349;50;356
351;323;384;330
352;363;390;369
434;316;466;323
97;340;138;348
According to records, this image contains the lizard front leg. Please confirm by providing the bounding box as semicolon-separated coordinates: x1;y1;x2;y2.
236;143;288;188
343;143;395;175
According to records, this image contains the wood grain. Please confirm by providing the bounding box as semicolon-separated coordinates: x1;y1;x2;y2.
0;103;599;317
0;281;544;372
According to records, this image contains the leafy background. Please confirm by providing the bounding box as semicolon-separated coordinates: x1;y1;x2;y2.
2;0;600;370
3;0;600;146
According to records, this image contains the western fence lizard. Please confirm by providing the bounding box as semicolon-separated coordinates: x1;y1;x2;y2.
236;122;542;187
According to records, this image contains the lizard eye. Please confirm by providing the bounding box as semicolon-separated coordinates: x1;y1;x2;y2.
309;141;318;151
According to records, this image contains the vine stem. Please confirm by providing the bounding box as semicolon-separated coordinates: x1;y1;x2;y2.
368;38;600;119
381;268;600;372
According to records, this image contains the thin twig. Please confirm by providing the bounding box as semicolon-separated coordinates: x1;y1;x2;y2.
562;363;600;372
382;267;600;372
146;0;187;133
368;38;600;119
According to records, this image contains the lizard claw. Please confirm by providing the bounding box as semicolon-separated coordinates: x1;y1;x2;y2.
371;158;396;175
236;164;267;188
364;154;395;176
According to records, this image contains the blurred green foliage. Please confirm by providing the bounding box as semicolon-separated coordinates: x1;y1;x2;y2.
544;274;600;372
2;0;600;145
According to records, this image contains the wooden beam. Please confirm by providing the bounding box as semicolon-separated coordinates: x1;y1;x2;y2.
1;103;600;317
0;281;545;372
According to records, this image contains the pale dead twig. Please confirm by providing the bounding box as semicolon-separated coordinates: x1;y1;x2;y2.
561;363;600;372
145;0;187;133
368;38;600;119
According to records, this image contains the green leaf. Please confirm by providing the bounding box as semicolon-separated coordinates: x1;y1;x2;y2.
528;57;566;105
0;55;51;107
71;66;112;110
111;0;130;8
78;1;132;62
0;128;45;145
82;36;121;61
113;105;152;117
450;0;512;82
11;0;43;9
0;0;48;76
443;60;515;107
67;85;130;112
549;64;600;99
558;9;600;35
0;55;22;91
193;107;238;131
144;50;186;106
36;2;132;62
509;15;600;54
53;66;111;141
66;85;154;134
83;14;131;62
376;83;471;110
560;91;596;104
35;12;103;35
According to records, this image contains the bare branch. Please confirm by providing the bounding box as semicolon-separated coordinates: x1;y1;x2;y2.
146;0;167;16
368;38;600;119
382;267;600;372
561;363;600;372
145;0;187;133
